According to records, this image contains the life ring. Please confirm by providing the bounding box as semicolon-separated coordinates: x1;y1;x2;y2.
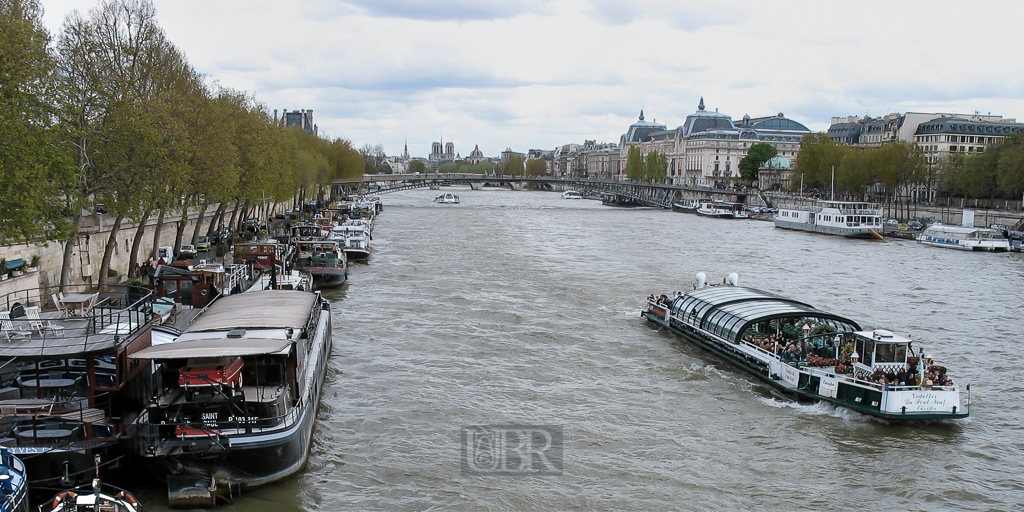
53;491;76;508
200;289;209;296
116;491;139;507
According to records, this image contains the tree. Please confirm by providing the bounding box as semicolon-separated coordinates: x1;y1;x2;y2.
643;150;667;181
794;133;843;193
507;155;524;176
525;158;547;176
738;142;777;185
624;146;644;180
0;0;75;243
408;159;425;173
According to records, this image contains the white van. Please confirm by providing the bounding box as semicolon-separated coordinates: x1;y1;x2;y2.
157;246;175;262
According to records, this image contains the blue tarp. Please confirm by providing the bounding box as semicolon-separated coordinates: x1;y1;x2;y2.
4;258;24;270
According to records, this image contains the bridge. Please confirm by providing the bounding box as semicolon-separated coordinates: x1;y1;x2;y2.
332;173;759;209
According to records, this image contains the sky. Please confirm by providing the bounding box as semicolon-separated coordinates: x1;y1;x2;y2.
38;0;1024;160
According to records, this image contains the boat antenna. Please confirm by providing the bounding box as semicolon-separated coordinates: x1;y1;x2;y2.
831;165;835;201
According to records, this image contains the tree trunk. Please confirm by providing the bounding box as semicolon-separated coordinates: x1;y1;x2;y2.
98;213;125;286
152;207;167;260
191;201;209;244
128;210;151;275
227;201;240;236
207;202;226;237
59;215;82;292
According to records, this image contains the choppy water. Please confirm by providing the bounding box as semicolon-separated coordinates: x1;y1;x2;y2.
141;186;1024;511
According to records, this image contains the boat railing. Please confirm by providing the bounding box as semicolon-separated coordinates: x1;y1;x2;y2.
740;340;782;360
131;401;304;450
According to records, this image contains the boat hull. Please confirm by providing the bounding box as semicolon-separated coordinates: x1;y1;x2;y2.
774;218;881;238
305;267;347;288
343;249;370;262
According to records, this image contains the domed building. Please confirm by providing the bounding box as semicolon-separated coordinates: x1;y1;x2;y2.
467;144;486;164
619;98;810;187
758;154;794;190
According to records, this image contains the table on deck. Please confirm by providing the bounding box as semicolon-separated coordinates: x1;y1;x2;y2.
16;428;74;444
19;378;77;399
58;293;98;317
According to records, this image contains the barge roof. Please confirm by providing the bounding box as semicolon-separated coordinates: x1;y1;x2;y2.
130;338;291;360
186;290;317;333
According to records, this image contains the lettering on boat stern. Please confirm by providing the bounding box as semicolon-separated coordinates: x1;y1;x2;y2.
461;425;562;476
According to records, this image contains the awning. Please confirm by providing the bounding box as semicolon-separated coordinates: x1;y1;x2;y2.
129;338;291;360
5;258;24;270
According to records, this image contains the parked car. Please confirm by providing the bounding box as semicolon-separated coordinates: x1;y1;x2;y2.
93;203;108;214
907;220;924;230
178;244;198;259
195;236;210;252
157;246;175;263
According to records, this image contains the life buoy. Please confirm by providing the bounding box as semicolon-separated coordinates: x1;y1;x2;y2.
116;491;139;507
53;491;76;509
200;289;209;296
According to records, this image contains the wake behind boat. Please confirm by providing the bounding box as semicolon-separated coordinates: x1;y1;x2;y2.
128;290;332;507
641;273;968;421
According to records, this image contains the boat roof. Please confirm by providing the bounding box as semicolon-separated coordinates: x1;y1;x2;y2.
129;338;291;360
675;286;861;342
922;224;996;234
186;290;317;333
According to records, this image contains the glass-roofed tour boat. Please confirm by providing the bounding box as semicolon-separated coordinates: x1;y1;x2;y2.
642;273;969;421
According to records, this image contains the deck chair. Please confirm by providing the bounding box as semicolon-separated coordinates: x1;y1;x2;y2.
26;306;64;337
52;294;70;318
0;311;31;341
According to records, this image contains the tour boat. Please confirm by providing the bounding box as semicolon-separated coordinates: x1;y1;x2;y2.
774;201;884;239
641;273;969;421
293;239;348;288
128;290;332;507
0;448;28;512
917;224;1011;252
434;193;460;204
695;200;748;219
561;190;582;199
0;284;159;489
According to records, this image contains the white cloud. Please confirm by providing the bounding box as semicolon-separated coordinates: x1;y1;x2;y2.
39;0;1024;159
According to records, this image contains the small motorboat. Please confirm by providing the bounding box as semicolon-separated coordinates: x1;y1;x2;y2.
46;456;142;512
0;447;28;512
561;190;582;199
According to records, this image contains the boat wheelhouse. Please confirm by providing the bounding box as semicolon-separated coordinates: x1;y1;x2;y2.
331;225;371;262
917;224;1011;252
232;240;290;271
641;275;968;421
695;200;748;219
774;201;883;239
293;239;348;288
129;290;332;507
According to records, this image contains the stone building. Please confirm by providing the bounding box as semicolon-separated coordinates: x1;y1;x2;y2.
620;99;809;187
276;109;317;135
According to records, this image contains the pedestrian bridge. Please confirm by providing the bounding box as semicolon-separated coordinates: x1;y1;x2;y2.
332;173;758;209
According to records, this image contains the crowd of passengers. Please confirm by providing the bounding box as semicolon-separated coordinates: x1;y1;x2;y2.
743;331;839;361
860;367;953;389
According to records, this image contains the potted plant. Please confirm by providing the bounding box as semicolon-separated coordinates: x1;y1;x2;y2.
0;258;6;280
27;255;40;270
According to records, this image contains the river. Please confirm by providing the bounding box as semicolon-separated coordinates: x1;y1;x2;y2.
141;186;1024;511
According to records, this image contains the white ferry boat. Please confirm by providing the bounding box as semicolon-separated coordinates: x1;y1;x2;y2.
642;273;969;422
917;224;1011;252
434;193;460;204
561;190;582;199
696;200;748;219
774;200;883;239
671;198;709;214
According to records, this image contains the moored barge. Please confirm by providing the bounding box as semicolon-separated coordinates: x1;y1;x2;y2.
641;273;968;421
128;290;332;507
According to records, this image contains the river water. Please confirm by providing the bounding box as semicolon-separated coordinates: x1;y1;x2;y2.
141;186;1023;511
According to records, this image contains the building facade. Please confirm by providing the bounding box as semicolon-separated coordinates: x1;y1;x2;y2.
620;99;810;187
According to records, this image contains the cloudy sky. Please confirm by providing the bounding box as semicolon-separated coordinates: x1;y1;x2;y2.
39;0;1024;159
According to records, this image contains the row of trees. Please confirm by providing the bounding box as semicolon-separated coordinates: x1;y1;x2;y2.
794;132;1024;218
624;147;667;181
0;0;365;288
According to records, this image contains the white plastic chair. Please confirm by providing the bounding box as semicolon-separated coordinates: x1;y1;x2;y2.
0;311;31;341
25;306;63;337
52;294;70;318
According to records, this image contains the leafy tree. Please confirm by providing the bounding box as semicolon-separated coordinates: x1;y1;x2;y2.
408;159;425;173
507;155;524;176
643;150;667;181
624;146;644;180
525;158;547;176
794;133;843;192
438;162;458;173
738;142;777;184
0;0;75;244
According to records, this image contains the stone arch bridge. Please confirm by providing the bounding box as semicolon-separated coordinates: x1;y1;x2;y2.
332;173;763;209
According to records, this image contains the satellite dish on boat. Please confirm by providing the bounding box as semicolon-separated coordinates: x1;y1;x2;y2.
695;272;707;290
726;273;739;286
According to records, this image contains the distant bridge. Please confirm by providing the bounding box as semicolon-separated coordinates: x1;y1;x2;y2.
332;173;754;209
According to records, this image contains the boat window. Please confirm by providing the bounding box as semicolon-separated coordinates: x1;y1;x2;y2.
875;343;906;363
